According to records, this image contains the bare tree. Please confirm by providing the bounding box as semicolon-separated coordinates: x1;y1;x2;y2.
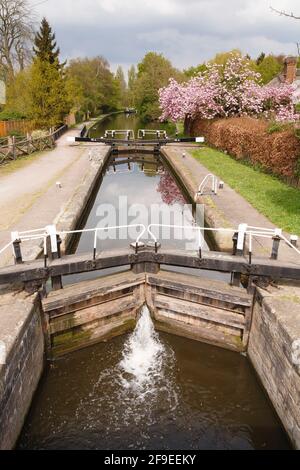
0;0;35;82
271;6;300;59
270;6;300;20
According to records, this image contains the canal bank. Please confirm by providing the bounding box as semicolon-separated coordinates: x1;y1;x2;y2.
161;145;297;263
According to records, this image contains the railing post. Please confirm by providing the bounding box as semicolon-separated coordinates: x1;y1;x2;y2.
236;223;247;256
11;232;23;264
231;224;247;286
232;232;238;255
290;235;298;247
46;225;62;290
271;229;282;260
46;225;58;260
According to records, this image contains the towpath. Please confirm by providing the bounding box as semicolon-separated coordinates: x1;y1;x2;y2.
0;126;109;267
163;145;299;264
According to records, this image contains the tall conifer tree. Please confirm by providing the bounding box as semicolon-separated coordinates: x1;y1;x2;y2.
33;18;60;65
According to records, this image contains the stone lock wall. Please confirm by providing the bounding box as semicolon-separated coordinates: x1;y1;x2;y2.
0;290;45;449
248;284;300;449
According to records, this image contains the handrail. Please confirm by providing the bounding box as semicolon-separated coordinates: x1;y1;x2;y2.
138;129;168;139
147;223;235;248
197;174;218;196
147;223;300;261
104;129;135;140
58;224;146;259
0;240;13;256
1;222;299;266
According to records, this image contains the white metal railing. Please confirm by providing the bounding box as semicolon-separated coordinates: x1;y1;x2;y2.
0;240;13;256
0;224;146;264
104;130;135;140
138;129;168;139
147;223;235;255
147;223;300;262
58;224;146;259
1;222;299;266
197;174;219;196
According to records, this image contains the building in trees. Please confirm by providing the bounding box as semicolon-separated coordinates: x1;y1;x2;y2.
269;56;300;102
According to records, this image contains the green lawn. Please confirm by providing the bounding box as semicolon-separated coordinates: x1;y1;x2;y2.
192;147;300;235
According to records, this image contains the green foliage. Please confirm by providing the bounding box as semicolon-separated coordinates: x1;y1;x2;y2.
267;121;287;134
33;18;60;65
127;65;137;107
294;128;300;142
4;67;32;118
295;157;300;178
134;52;183;122
256;52;266;65
75;110;85;124
8;130;24;137
256;55;283;84
184;63;207;78
4;17;75;129
67;57;120;115
28;58;73;128
0;110;27;120
192;147;300;235
208;49;242;66
115;66;128;108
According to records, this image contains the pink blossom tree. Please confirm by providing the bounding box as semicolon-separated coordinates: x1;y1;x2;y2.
159;55;299;124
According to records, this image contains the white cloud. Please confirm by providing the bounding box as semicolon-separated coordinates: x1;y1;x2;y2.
29;0;300;69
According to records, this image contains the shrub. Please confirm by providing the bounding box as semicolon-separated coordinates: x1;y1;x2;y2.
267;122;290;134
8;130;24;138
0;110;28;121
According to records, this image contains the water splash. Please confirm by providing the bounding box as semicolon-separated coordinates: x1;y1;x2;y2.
75;305;179;439
119;305;165;393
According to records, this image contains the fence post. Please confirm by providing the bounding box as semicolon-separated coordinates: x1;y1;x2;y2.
27;134;32;154
12;136;16;160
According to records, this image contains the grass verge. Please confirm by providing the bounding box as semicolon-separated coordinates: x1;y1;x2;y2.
192;147;300;235
0;152;44;175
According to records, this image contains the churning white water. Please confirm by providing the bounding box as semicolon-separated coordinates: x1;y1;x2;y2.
119;305;165;391
74;304;178;436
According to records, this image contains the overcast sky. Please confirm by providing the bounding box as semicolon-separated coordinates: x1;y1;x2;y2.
29;0;300;73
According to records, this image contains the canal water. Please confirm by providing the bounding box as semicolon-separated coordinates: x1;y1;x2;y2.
66;112;229;285
18;306;290;450
88;112;177;139
17;114;291;449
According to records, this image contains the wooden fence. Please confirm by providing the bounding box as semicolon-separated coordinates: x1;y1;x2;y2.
0;120;34;138
0;125;68;165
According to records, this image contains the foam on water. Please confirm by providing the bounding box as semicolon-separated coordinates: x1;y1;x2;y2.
119;305;165;393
